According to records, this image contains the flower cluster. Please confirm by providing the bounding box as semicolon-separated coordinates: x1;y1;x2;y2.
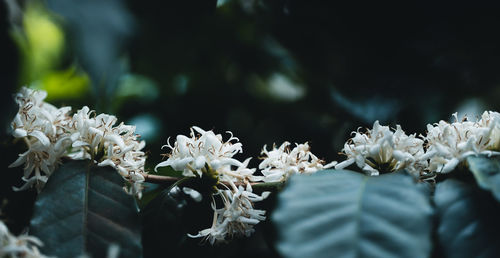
336;121;426;176
422;112;500;173
259;142;336;182
155;126;243;178
68;107;147;197
10;88;73;191
0;220;47;258
156;127;269;243
157;126;334;244
9;87;146;197
188;183;270;244
336;111;500;177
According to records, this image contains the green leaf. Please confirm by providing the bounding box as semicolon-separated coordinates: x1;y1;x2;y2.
272;170;433;258
30;160;142;258
155;166;184;178
434;179;500;258
466;155;500;201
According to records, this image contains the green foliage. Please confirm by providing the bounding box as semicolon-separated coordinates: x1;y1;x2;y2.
155;166;184;178
39;66;90;101
467;155;500;202
30;160;142;258
434;179;500;258
272;170;433;258
47;0;134;111
18;154;500;257
11;1;65;84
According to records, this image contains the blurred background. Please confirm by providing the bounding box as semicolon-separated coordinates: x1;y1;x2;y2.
1;0;500;236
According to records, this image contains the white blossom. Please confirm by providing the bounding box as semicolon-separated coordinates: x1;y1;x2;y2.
335;121;426;176
9;87;72;192
158;127;270;244
217;157;264;184
0;220;48;258
188;182;269;244
155;126;244;178
259;142;336;182
9;88;147;197
68;107;147;198
423;112;500;173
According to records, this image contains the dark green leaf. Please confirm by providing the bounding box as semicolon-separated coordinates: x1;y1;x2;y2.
272;170;433;258
467;155;500;201
434;179;500;258
30;160;142;258
155;166;184;178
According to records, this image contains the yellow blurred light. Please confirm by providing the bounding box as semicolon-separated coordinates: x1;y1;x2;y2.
14;2;65;83
39;67;90;101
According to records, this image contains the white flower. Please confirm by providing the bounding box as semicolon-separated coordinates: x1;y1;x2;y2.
155;126;243;178
11;87;72;142
67;107;117;159
9;87;72;192
217;157;264;184
97;123;147;198
69;107;147;198
259;142;336;182
158;127;269;243
0;220;48;258
9;139;64;191
423;112;500;173
188;182;269;244
9;88;147;197
335;121;426;176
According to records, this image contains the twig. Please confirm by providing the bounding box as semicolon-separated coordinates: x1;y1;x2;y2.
141;173;179;184
137;172;285;191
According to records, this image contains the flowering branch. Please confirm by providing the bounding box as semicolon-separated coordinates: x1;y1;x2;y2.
137;172;285;190
151;126;332;244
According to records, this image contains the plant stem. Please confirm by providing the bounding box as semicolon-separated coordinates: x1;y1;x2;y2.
141;173;179;184
137;172;285;191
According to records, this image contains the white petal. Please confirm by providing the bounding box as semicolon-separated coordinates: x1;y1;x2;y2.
28;131;50;146
194;156;207;169
72;140;89;148
335;158;355;170
441;158;460;173
12;128;27;138
323;161;338;169
98;159;116;168
183;187;202;202
104;134;125;149
9;153;28;168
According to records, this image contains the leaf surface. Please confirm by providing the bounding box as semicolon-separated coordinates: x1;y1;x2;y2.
30;160;142;258
434;179;500;258
467;155;500;201
272;170;433;258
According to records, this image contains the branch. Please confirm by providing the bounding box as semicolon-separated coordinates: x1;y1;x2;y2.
137;172;285;191
141;173;179;184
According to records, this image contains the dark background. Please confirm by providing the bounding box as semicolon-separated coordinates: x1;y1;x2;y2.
2;0;500;237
